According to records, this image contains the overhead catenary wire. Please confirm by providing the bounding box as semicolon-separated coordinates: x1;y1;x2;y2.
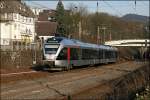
25;1;148;17
141;1;148;7
102;0;123;16
26;1;50;9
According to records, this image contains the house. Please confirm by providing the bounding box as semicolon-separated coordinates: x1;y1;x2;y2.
35;9;57;41
31;7;43;17
0;0;35;45
30;7;43;20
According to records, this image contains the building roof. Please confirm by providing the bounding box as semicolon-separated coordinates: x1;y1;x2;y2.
35;9;57;36
35;21;57;36
0;0;35;17
38;10;56;21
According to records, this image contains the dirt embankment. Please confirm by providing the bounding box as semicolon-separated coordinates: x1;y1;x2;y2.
1;50;42;69
71;62;149;100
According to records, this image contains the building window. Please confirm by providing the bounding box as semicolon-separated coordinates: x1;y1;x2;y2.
23;8;25;12
18;14;20;20
16;14;18;20
3;40;9;45
14;24;17;30
19;16;21;21
26;28;28;33
1;14;5;19
26;17;28;22
4;13;7;19
19;5;21;10
18;24;20;30
22;16;24;22
21;16;23;21
0;2;4;8
48;17;51;21
24;17;26;22
29;29;31;34
14;35;16;39
8;13;12;19
27;18;29;23
13;13;17;19
30;18;32;23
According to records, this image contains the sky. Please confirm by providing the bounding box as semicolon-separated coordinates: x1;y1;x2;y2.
25;0;149;17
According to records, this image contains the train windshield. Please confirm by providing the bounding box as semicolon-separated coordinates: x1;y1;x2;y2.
46;37;63;43
44;44;59;54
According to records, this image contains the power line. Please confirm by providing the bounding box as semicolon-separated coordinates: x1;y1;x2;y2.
141;1;149;6
26;1;50;9
102;0;122;16
134;0;137;14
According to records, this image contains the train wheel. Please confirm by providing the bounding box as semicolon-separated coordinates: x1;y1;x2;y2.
66;65;73;71
66;65;70;71
69;64;73;70
63;67;67;71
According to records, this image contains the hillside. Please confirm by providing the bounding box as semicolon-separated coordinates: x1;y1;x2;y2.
121;14;149;23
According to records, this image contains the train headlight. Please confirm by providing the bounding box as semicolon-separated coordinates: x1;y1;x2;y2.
50;55;55;59
46;54;55;60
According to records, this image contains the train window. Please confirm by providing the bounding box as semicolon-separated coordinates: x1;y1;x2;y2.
102;49;105;59
107;51;110;59
78;48;82;60
115;51;118;58
110;51;112;58
91;49;98;59
82;49;92;59
82;49;99;59
70;48;79;60
82;49;88;59
99;49;103;59
109;51;112;58
104;50;108;59
106;50;111;59
112;51;115;58
57;47;67;60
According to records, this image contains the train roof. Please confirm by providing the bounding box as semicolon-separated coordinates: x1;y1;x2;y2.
45;37;118;51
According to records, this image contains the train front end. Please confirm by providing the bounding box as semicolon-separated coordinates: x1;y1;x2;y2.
42;37;62;70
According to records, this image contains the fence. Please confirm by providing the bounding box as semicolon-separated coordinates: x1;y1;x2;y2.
1;41;43;69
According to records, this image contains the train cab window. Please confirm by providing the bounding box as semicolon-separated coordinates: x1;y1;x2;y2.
57;48;67;60
45;48;58;54
44;44;59;54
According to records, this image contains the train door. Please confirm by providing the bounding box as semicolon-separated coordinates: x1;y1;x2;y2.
67;47;74;70
67;48;70;65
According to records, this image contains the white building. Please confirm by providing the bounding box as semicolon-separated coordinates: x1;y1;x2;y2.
31;7;43;17
0;0;36;45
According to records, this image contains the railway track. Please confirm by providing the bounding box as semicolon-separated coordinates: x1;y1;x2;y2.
1;61;149;99
1;61;126;77
1;61;130;86
1;62;120;84
1;71;37;76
